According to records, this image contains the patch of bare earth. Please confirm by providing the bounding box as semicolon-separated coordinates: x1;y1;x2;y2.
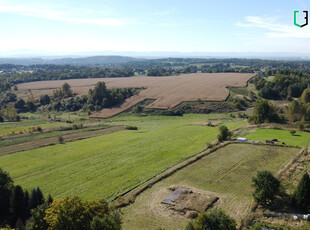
134;185;219;221
16;73;255;118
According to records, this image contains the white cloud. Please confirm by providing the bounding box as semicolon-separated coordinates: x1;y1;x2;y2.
0;1;130;26
237;16;310;38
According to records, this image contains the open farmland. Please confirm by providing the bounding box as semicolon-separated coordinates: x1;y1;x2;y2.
122;143;301;230
0;114;245;201
16;73;255;118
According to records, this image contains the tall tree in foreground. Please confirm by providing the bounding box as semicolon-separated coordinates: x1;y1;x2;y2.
0;168;14;226
44;196;121;230
10;185;26;225
26;203;50;230
252;170;280;205
292;173;310;212
185;209;236;230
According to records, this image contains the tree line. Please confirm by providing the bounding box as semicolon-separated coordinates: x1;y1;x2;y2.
0;168;121;230
0;65;134;95
251;70;310;100
0;168;52;229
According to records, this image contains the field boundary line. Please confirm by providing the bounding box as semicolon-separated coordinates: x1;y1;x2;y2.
276;147;306;179
0;125;126;156
114;141;299;208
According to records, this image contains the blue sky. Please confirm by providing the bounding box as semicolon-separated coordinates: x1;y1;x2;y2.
0;0;310;53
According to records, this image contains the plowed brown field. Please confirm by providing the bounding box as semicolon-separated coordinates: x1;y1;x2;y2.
16;73;255;118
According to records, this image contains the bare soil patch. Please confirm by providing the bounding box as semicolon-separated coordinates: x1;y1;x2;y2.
16;73;255;118
161;186;219;217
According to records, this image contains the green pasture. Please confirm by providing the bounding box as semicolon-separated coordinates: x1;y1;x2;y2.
245;129;310;147
0;114;245;201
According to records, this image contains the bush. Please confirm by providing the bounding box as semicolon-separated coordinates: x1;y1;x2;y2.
290;130;296;136
72;124;83;130
58;136;64;144
185;209;236;230
126;126;138;130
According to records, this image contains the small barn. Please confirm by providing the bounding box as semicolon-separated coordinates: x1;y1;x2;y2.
236;137;247;142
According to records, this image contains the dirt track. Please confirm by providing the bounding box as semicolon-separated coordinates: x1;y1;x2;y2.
16;73;255;118
0;126;125;156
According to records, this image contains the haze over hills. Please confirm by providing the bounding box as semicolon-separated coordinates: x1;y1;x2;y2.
0;52;310;66
0;55;143;66
1;50;310;63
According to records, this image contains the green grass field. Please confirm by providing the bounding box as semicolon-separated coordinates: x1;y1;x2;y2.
0;114;245;201
122;144;300;230
245;129;310;147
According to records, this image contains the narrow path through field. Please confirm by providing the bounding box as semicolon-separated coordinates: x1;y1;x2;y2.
0;125;125;156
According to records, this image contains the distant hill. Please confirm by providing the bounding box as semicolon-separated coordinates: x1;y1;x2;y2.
0;56;142;66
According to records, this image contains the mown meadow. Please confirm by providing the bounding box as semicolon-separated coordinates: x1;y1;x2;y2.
0;114;245;201
122;144;300;230
245;129;310;147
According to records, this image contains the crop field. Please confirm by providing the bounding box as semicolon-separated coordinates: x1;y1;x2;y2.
122;144;300;230
245;129;310;147
0;114;245;201
0;125;124;156
16;73;255;118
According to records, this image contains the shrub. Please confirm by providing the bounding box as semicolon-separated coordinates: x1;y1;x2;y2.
185;209;236;230
126;126;138;130
58;136;64;144
290;130;296;136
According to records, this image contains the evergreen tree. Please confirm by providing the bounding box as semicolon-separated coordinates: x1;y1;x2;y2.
0;168;14;226
29;189;37;211
293;173;310;212
10;185;26;224
36;187;44;206
24;190;30;220
47;194;53;205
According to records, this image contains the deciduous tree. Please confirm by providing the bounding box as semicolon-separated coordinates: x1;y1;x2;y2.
217;125;232;142
185;209;236;230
